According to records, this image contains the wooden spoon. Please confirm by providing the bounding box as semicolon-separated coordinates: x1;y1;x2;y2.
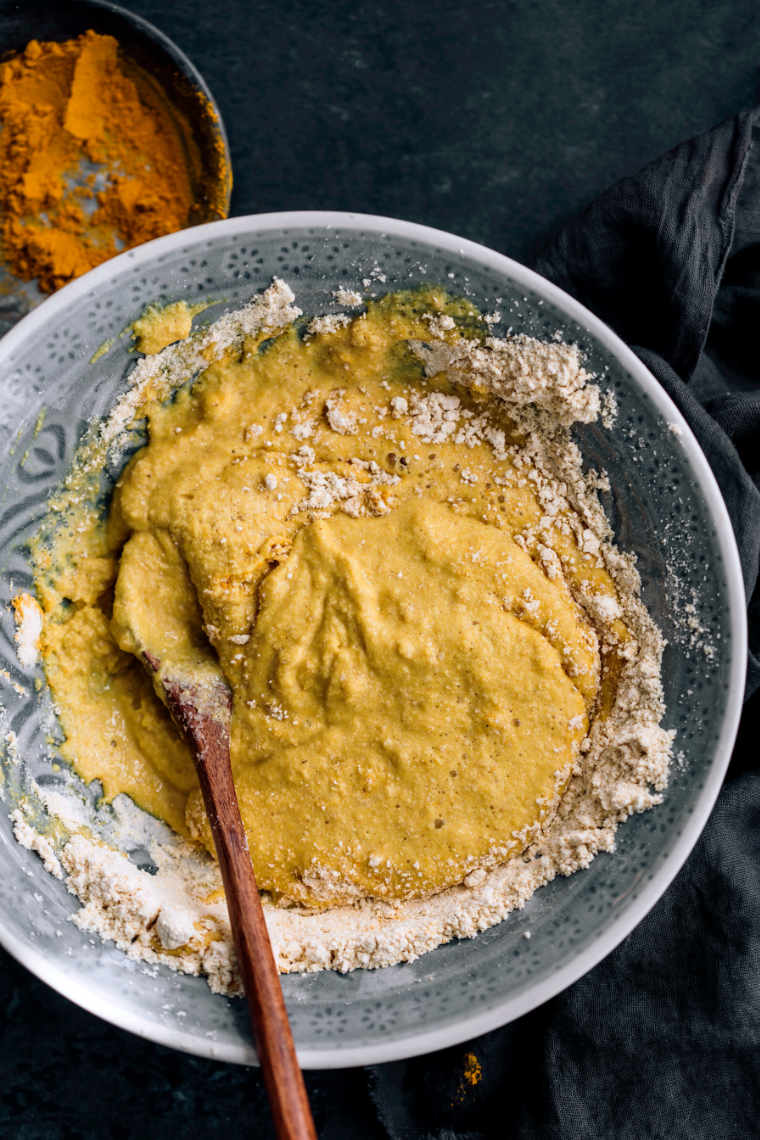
144;652;317;1140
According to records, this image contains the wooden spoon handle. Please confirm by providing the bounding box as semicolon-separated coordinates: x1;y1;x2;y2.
193;720;317;1140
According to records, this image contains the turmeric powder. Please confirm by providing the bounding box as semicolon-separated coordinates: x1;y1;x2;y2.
452;1051;483;1105
0;30;195;292
462;1052;483;1088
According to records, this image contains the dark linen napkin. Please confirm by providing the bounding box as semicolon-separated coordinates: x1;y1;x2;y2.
367;110;760;1139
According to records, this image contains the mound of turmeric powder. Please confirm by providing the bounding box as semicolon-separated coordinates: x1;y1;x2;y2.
0;30;195;292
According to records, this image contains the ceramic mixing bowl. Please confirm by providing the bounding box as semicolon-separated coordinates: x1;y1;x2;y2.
0;213;746;1067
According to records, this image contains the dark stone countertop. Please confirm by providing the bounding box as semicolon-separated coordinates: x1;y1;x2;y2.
0;1;757;1136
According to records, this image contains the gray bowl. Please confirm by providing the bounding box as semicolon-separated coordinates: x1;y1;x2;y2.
0;213;746;1068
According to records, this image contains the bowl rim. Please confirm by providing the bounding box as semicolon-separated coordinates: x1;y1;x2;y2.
0;211;748;1069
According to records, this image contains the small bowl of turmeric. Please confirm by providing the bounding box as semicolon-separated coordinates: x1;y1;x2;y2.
0;0;232;327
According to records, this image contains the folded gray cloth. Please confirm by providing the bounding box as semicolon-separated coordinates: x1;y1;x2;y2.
535;108;760;694
368;109;760;1139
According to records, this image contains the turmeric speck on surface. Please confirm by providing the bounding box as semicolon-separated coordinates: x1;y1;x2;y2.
463;1051;482;1087
452;1050;483;1105
0;30;195;292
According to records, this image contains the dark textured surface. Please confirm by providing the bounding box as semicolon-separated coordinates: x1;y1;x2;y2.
1;1;759;1136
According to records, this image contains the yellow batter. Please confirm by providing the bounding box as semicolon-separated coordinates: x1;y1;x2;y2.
36;289;625;909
